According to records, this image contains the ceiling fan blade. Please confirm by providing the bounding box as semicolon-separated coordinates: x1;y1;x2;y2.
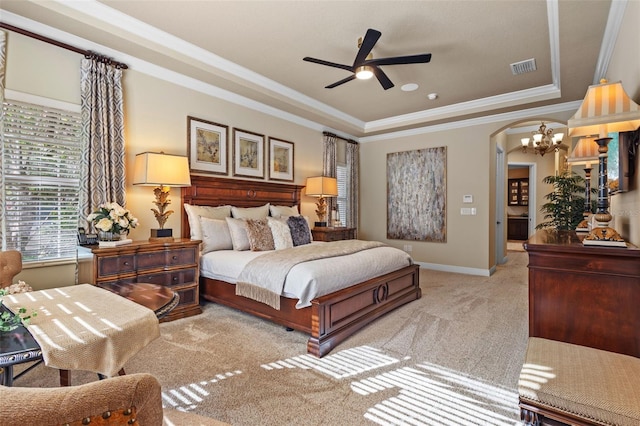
325;75;356;89
303;57;353;72
372;67;394;90
353;28;382;66
367;53;432;66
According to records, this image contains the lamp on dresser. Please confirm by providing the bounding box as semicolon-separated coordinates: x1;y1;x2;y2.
305;176;338;227
568;79;640;247
133;152;191;241
566;137;599;232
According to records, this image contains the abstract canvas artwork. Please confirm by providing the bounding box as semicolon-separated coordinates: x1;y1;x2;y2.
387;147;446;242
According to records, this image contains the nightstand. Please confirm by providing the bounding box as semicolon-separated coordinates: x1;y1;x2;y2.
311;227;356;242
78;238;201;322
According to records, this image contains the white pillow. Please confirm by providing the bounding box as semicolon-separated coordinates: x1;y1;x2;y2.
268;217;293;250
269;204;299;218
200;217;233;253
231;203;270;220
225;217;250;251
184;204;232;240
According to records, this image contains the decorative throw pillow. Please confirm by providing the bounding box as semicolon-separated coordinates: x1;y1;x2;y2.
200;217;233;253
231;203;270;220
268;217;294;250
225;217;250;251
184;204;232;240
269;205;299;218
245;219;275;251
288;215;311;246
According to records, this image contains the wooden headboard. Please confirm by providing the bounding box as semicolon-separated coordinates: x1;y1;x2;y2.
181;175;305;239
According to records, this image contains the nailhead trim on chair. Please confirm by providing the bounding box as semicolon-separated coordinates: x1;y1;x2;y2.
60;406;137;425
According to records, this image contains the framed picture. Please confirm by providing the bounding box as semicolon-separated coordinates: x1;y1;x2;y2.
268;137;294;182
187;116;228;175
233;128;265;178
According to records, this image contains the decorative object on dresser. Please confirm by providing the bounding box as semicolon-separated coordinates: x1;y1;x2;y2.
311;227;356;242
268;137;294;182
133;152;191;241
566;137;600;232
233;128;265;178
78;239;201;322
568;79;640;247
87;202;138;246
305;176;338;227
187;116;229;175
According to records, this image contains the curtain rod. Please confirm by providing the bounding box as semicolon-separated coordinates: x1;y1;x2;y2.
0;22;128;69
323;131;358;144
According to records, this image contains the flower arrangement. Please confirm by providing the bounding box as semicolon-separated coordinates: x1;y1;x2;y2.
87;202;138;238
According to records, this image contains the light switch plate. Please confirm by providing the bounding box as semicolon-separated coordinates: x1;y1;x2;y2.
463;195;473;203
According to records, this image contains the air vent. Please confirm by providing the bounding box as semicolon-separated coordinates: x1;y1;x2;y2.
510;58;537;75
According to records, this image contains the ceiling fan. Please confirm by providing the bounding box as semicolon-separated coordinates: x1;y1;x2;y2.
303;28;432;90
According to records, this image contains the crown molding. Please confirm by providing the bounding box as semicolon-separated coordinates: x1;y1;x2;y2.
359;101;582;143
592;0;628;83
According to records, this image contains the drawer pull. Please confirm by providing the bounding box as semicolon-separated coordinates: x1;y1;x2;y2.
172;277;178;281
123;261;130;266
172;256;178;260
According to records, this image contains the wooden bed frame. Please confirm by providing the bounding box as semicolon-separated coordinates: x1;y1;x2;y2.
181;175;421;357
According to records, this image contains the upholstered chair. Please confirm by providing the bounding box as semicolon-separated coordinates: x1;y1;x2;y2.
0;250;22;288
0;373;227;425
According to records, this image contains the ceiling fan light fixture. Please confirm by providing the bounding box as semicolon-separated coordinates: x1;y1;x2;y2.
355;65;374;80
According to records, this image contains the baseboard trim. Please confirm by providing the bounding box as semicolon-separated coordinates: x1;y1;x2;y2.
414;261;491;277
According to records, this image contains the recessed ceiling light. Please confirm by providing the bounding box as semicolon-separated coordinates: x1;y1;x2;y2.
401;83;419;92
427;93;438;100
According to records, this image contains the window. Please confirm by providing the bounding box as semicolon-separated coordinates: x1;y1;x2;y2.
1;98;83;262
336;163;348;226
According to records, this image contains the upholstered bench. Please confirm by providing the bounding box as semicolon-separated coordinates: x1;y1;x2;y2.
518;337;640;426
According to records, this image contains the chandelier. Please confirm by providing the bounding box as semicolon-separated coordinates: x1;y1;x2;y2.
521;122;564;156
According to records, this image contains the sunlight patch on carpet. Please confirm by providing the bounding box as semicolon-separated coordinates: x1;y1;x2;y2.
261;346;405;379
353;363;519;425
161;370;242;411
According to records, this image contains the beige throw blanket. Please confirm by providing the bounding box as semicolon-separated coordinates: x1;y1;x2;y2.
235;240;385;310
3;284;160;377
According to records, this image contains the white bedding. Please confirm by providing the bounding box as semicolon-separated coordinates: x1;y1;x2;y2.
200;241;412;308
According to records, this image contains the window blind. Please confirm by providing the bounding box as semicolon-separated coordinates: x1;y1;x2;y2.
1;99;83;262
336;163;348;225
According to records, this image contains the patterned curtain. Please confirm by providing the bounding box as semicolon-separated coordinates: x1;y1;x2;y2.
322;132;337;220
0;30;6;248
79;56;126;225
346;140;359;235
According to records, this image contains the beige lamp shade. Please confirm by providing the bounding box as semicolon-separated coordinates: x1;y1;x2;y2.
566;137;600;166
133;152;191;187
568;80;640;138
305;176;338;197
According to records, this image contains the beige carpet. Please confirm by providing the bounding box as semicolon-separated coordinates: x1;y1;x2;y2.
14;251;529;425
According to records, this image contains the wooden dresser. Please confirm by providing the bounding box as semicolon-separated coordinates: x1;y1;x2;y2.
79;238;201;322
524;230;640;357
311;227;356;242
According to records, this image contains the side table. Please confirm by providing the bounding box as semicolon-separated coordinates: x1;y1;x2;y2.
0;306;42;386
311;227;356;242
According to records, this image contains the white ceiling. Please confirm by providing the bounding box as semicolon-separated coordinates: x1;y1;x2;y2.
0;0;622;138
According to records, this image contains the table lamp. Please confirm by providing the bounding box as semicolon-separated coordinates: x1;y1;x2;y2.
305;176;338;227
133;152;191;241
566;137;599;232
568;79;640;247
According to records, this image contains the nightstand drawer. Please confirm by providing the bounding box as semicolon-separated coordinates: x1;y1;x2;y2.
311;227;356;242
136;268;197;287
97;255;136;277
136;248;196;271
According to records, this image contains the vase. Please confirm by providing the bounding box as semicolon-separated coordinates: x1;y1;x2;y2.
98;230;126;241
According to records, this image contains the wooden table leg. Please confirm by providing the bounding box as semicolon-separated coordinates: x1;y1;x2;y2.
59;369;70;386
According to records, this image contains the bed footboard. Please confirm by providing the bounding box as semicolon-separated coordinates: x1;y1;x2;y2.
308;264;421;357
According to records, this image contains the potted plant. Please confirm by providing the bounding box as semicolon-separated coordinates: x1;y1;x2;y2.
87;202;138;241
0;283;37;332
536;171;594;231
